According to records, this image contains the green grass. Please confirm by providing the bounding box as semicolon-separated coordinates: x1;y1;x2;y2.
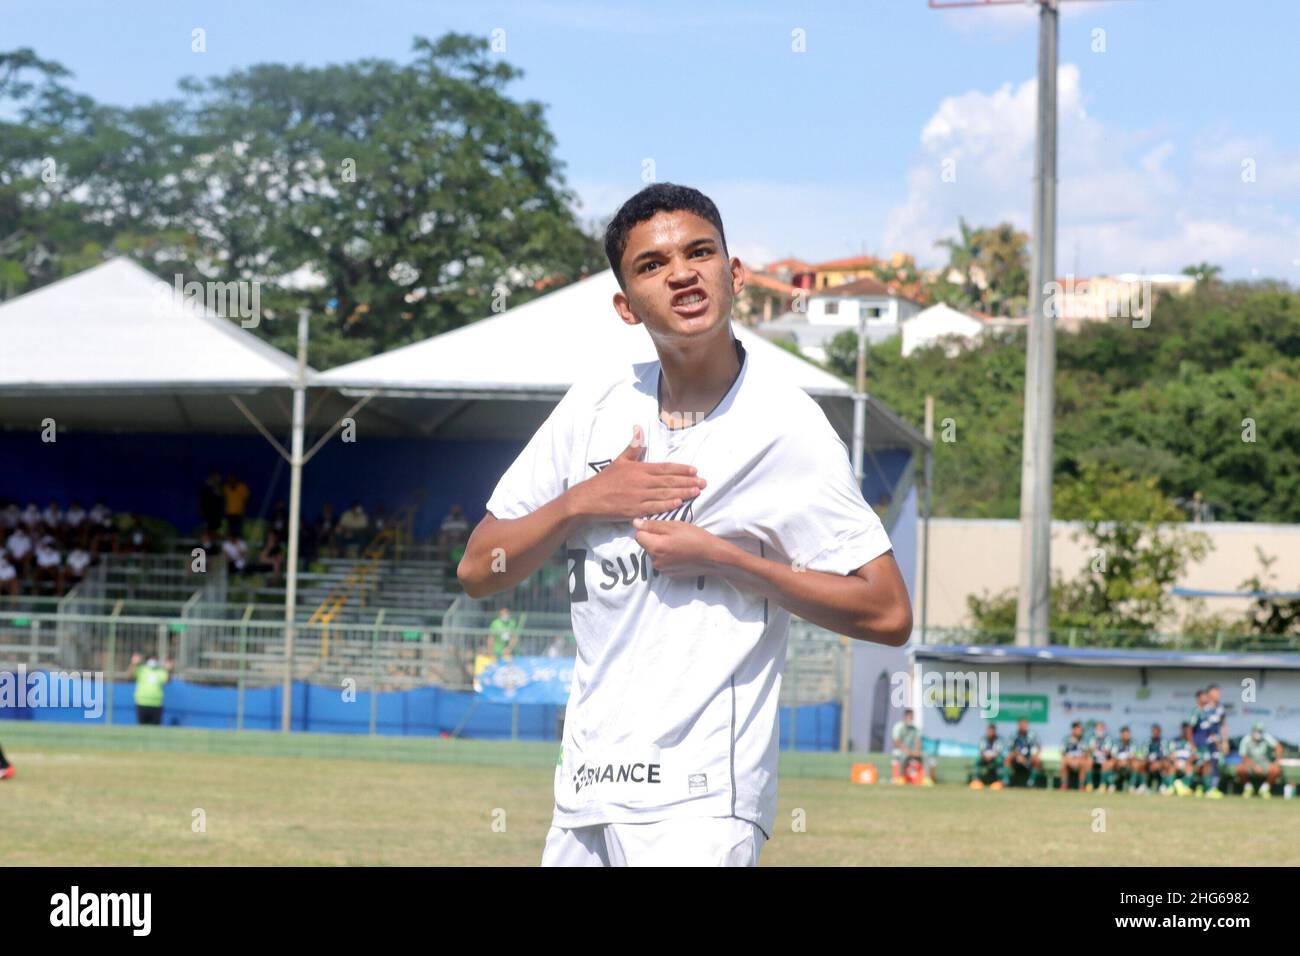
1;723;1296;866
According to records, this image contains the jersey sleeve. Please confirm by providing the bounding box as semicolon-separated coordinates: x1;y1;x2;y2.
760;416;893;576
484;383;583;520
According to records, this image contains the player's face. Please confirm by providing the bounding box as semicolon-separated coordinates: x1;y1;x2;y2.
613;210;743;345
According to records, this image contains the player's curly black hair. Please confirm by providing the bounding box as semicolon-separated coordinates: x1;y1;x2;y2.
602;182;729;290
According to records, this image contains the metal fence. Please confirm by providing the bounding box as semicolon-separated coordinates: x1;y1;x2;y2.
915;625;1300;653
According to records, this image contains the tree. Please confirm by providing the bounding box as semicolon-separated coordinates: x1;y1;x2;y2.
966;464;1212;642
933;217;1029;317
0;37;607;367
1181;261;1222;287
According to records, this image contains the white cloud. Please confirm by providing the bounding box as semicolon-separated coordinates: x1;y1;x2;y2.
883;65;1300;279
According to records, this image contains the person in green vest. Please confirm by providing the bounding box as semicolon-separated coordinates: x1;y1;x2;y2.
130;653;172;726
486;607;520;660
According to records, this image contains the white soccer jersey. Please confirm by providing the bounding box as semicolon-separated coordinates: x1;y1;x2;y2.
485;337;893;837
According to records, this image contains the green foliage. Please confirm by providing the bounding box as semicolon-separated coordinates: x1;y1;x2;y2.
0;37;606;368
966;464;1212;639
932;217;1029;317
824;280;1300;522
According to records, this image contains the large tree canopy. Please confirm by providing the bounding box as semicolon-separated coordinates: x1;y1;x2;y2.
0;35;606;367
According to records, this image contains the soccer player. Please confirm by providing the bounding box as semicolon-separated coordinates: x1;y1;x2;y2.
459;184;913;867
1167;721;1197;796
1235;722;1283;798
1086;720;1115;792
1112;725;1137;793
1059;721;1090;791
1138;723;1170;794
1003;717;1042;788
0;739;12;780
891;708;926;784
970;722;1005;789
1196;683;1227;797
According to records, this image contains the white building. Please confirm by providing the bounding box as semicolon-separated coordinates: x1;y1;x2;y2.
900;302;986;358
756;277;924;364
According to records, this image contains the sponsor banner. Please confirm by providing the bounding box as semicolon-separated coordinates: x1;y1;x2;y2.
916;662;1300;750
475;656;573;704
996;693;1049;723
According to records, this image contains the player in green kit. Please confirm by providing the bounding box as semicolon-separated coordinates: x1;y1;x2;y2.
1138;723;1170;794
1084;721;1115;792
1111;726;1137;793
1235;722;1283;797
1166;721;1196;796
1059;721;1089;791
970;722;1005;789
1003;717;1042;788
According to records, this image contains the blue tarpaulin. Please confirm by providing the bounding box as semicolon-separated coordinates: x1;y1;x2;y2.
0;676;841;749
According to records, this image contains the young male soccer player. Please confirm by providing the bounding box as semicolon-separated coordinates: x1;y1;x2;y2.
970;722;1004;789
1167;722;1197;796
1138;723;1169;794
1004;717;1042;788
1085;720;1115;792
1059;721;1089;791
1112;725;1136;793
459;184;913;867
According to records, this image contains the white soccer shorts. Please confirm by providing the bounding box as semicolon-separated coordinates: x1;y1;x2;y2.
541;817;765;867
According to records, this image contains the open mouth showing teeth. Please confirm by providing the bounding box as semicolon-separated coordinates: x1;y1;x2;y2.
674;292;706;307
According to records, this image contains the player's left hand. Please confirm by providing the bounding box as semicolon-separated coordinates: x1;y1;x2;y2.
632;517;726;577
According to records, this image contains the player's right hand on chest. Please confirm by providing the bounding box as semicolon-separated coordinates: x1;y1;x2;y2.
572;424;707;520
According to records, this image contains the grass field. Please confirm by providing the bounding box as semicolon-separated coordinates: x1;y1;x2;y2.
2;723;1297;866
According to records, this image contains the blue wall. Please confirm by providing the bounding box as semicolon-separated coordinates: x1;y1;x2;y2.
0;431;526;539
1;677;841;749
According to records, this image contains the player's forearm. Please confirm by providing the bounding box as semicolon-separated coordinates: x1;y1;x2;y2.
458;489;585;599
710;541;911;646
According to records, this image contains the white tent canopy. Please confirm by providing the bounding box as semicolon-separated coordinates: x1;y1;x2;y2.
0;257;306;394
0;257;337;433
319;269;927;451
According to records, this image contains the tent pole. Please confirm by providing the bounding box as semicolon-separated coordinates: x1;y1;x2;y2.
282;308;309;732
851;308;867;484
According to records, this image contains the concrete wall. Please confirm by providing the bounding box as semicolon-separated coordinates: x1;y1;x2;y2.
914;517;1300;633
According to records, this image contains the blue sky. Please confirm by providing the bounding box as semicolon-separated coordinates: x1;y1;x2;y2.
5;0;1297;279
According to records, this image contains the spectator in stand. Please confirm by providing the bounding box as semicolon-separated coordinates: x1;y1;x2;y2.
6;525;33;577
125;515;148;554
335;500;370;551
89;502;116;556
19;501;40;530
200;471;225;535
64;499;87;547
258;528;285;583
270;500;288;539
33;535;65;595
313;504;337;558
0;502;18;533
372;504;388;534
221;531;252;574
223;472;250;536
41;499;63;532
65;545;92;585
0;551;17;597
439;504;469;576
486;606;520;660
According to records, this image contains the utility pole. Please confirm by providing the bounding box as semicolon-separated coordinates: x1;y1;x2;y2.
927;0;1119;645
